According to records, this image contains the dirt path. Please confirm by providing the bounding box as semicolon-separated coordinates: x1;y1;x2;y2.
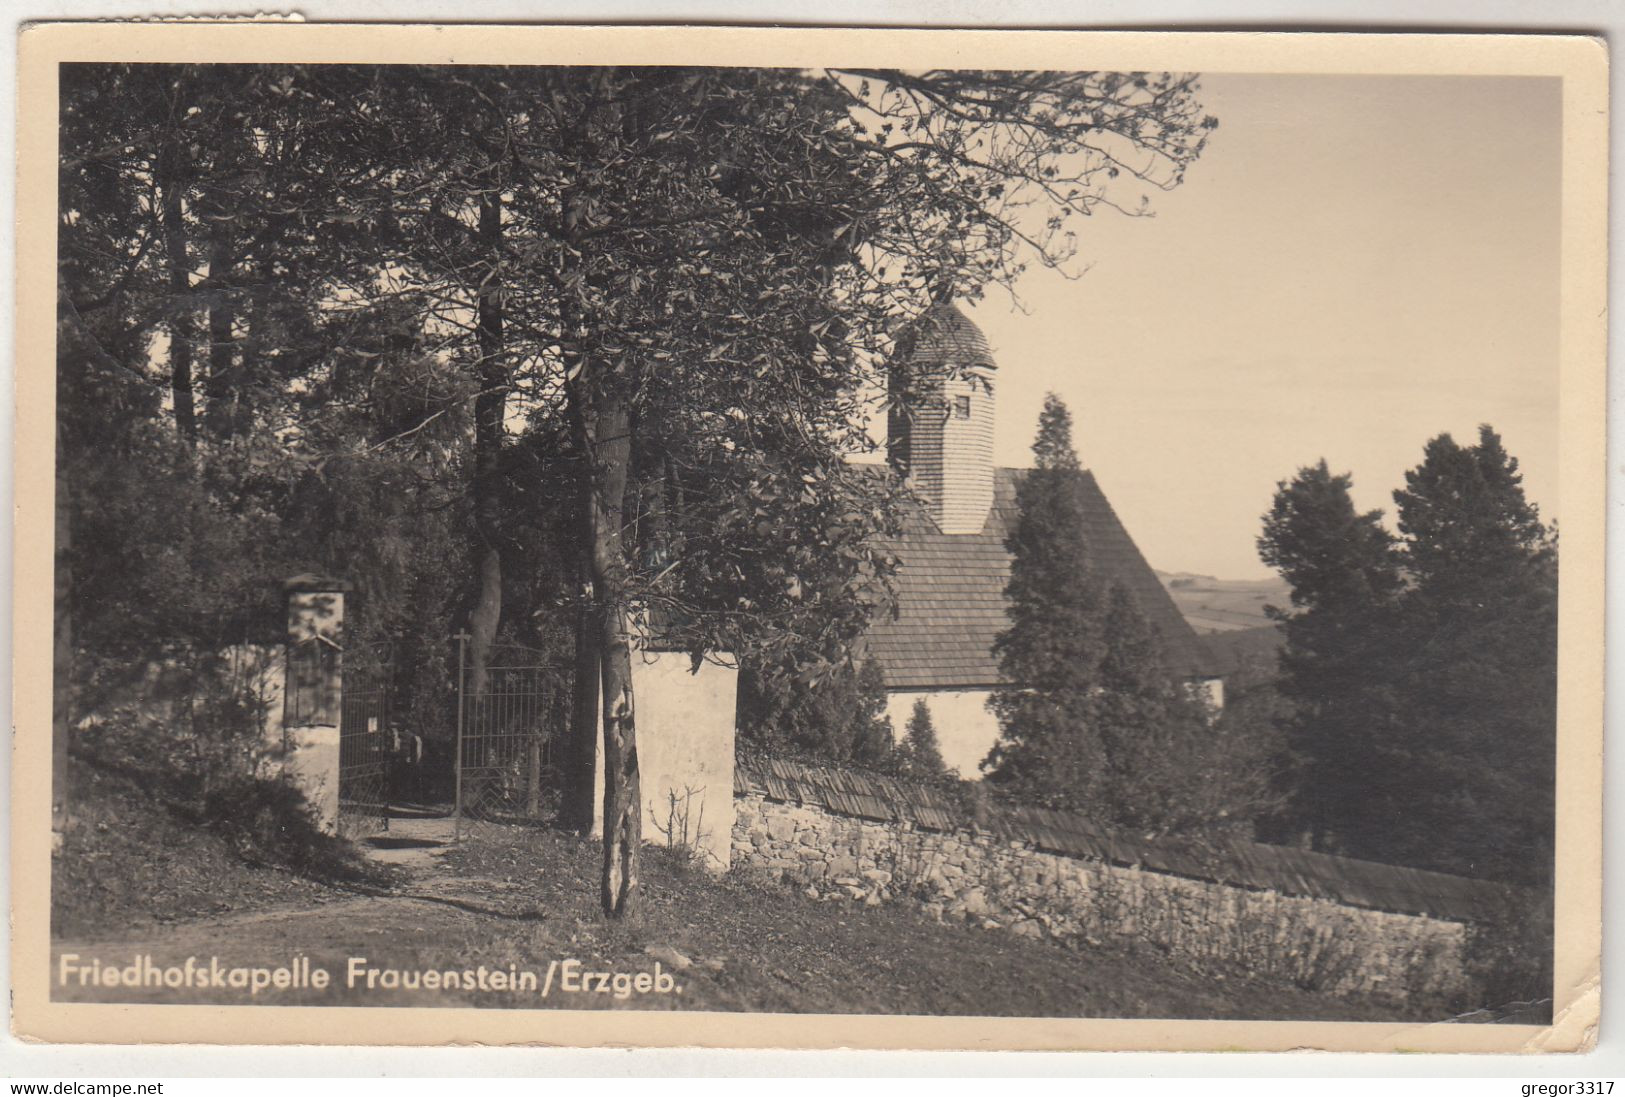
51;811;580;1010
353;811;458;871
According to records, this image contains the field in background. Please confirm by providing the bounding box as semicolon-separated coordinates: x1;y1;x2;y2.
1156;570;1290;634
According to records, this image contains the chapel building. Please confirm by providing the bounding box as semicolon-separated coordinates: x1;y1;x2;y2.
868;302;1222;777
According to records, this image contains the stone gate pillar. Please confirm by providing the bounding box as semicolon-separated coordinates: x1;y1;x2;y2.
592;648;737;871
281;573;349;834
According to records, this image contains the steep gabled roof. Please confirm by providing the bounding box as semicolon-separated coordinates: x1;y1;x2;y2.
868;467;1218;690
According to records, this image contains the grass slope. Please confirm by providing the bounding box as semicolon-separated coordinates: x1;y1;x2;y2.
52;756;396;939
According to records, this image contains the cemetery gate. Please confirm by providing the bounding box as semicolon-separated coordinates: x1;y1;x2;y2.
337;641;394;838
453;635;573;839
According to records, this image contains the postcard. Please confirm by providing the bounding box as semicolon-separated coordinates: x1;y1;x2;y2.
11;22;1606;1051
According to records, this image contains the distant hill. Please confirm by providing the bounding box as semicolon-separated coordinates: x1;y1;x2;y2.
1155;570;1292;635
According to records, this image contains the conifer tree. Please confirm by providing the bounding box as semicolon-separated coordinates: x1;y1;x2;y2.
1092;583;1199;832
899;698;948;779
988;397;1278;835
984;394;1108;809
1258;429;1556;885
1395;426;1552;605
1094;583;1283;837
736;653;894;767
1257;460;1403;853
1387;426;1556;885
849;657;899;768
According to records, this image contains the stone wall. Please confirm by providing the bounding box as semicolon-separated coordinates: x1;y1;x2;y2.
731;792;1470;1001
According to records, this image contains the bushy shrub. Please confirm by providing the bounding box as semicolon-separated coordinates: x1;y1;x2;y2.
199;774;387;885
1462;885;1554;1014
737;654;895;767
75;653;276;808
75;681;392;889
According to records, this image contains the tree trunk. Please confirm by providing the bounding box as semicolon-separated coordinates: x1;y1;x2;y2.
158;145;196;444
526;735;543;816
556;85;641;915
466;550;502;695
467;188;507;697
597;594;640;918
204;220;238;440
562;580;601;833
570;378;640;919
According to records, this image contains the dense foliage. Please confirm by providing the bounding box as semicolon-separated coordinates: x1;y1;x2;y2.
57;63;1215;913
985;396;1111;800
737;655;895;767
1255;460;1404;855
985;396;1280;837
1258;426;1557;887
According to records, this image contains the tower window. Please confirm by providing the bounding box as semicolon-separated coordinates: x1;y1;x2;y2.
953;395;972;419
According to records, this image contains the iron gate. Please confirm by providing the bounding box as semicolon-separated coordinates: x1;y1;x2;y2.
454;637;572;838
337;641;393;838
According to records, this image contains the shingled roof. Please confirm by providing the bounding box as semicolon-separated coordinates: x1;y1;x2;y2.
900;301;999;372
868;466;1218;690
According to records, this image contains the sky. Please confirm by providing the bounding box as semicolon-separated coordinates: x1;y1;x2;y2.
956;73;1562;580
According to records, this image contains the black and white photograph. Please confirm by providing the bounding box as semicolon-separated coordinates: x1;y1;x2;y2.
11;23;1606;1052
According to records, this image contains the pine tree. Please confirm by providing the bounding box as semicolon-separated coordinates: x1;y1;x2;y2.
1257;460;1404;853
984;394;1109;809
1258;430;1557;886
988;398;1277;835
1092;584;1198;833
899;698;948;779
849;657;898;768
1091;583;1179;830
1092;583;1282;838
736;653;895;768
1395;426;1552;605
1387;426;1557;885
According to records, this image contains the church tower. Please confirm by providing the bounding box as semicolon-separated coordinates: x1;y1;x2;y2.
887;301;998;535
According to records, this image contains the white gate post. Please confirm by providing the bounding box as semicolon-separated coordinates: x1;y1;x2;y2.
591;646;738;871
